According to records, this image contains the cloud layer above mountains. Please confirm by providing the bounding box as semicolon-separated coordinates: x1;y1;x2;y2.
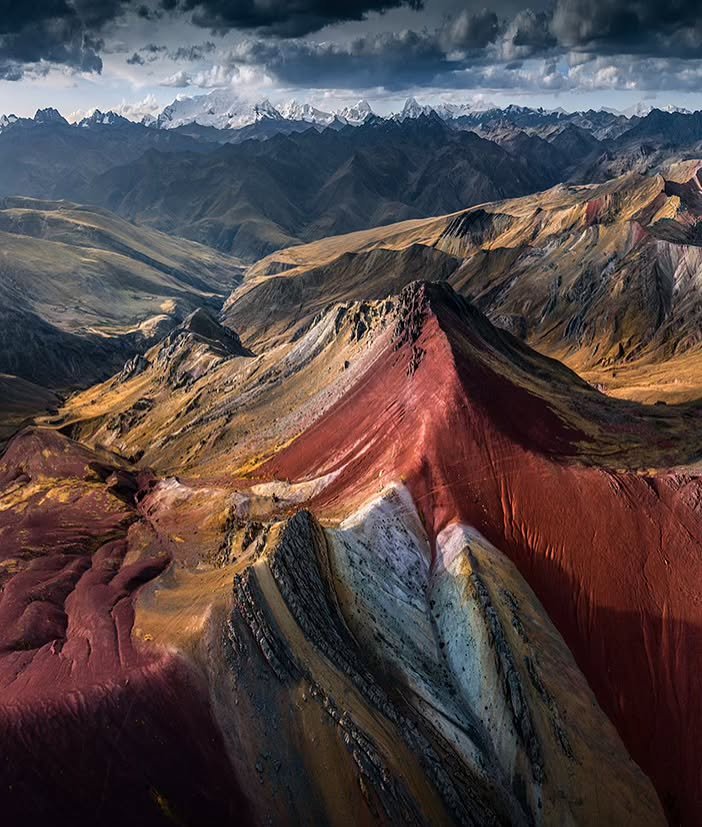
1;0;701;98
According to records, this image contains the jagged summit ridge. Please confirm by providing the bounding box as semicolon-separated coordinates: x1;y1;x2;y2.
156;90;284;129
33;107;68;125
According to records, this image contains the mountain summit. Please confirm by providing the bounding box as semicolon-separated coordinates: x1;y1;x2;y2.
398;97;435;119
156;90;284;129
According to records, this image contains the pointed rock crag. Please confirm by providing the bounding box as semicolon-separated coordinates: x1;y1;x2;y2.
33;107;68;126
152;308;251;389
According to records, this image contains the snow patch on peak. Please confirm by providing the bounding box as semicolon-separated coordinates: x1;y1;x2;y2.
33;107;68;126
78;109;128;127
0;113;18;132
337;99;373;126
433;100;496;119
157;90;283;130
398;97;435;120
624;102;693;118
280;99;334;125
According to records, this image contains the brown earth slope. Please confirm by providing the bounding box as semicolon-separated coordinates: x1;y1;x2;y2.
0;197;243;388
226;161;702;402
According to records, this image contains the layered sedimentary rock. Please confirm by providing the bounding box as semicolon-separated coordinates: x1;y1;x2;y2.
258;283;702;824
3;281;701;824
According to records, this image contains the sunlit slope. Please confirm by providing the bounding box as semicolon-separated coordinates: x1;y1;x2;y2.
228;162;702;401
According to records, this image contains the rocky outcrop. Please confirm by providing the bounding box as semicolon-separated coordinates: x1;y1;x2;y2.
118;353;150;382
151;309;252;389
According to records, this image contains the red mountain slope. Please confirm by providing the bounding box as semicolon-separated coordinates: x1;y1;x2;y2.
4;281;699;824
263;282;702;824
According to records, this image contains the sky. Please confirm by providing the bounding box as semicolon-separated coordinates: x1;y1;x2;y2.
1;1;702;120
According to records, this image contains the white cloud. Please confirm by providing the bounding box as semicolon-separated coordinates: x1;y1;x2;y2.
161;70;192;87
114;93;162;120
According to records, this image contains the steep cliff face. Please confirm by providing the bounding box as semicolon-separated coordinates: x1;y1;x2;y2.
4;281;701;824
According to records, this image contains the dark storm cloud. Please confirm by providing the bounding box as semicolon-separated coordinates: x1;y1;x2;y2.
166;0;424;38
137;2;162;19
130;39;216;63
549;0;702;60
0;0;424;78
229;30;450;88
213;28;576;91
552;0;701;54
1;0;701;87
164;0;702;61
439;8;500;51
0;22;105;79
219;8;541;90
170;41;216;61
0;0;124;34
218;0;702;92
0;0;129;78
510;10;556;53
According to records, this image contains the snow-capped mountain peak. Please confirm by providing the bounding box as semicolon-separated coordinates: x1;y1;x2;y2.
623;102;692;118
33;107;68;126
279;99;334;125
399;97;434;120
252;98;283;121
432;100;497;119
336;99;373;125
0;113;18;132
78;109;128;128
152;92;379;131
156;90;284;130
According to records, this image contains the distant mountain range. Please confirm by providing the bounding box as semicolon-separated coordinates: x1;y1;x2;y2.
2;92;696;138
3;98;702;262
128;91;696;133
138;92;486;131
72;115;565;260
0;96;696;150
134;92;491;130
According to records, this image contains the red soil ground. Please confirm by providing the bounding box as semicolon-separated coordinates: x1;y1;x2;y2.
0;430;251;826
